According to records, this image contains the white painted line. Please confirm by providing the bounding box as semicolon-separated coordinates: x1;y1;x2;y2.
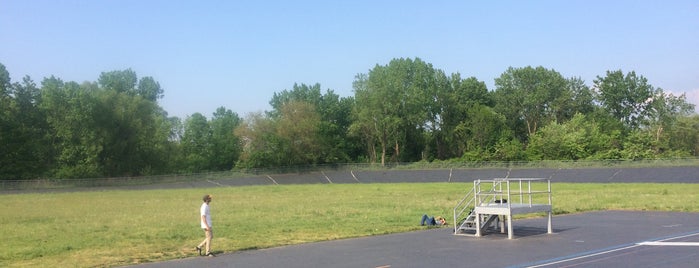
207;180;225;187
321;171;333;184
526;244;641;267
527;231;699;267
350;170;360;183
266;175;278;185
638;241;699;246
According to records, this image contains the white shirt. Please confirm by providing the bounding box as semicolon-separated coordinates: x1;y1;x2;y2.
200;202;211;229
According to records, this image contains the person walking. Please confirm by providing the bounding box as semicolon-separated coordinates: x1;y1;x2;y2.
196;194;215;257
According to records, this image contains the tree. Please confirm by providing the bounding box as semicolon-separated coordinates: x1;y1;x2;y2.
434;74;494;159
94;90;163;176
548;77;595;123
269;83;322;118
98;69;137;94
665;115;699;156
455;104;510;158
352;58;437;165
136;76;164;102
0;63;15;178
593;70;658;130
527;113;611;160
0;63;9;97
646;91;695;150
0;74;52;179
270;83;356;163
209;107;241;170
494;66;568;139
181;113;212;172
40;78;103;178
235;112;282;169
277;101;321;165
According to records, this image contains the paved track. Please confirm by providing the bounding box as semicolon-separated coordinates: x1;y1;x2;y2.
132;211;699;268
5;166;694;193
120;166;699;191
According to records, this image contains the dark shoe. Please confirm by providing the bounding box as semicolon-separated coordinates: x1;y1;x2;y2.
205;252;216;257
196;246;202;256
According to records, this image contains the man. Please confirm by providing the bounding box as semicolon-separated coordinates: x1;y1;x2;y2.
420;214;448;226
196;194;215;257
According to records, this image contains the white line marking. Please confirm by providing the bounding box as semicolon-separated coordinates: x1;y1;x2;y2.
663;224;682;228
638;241;699;246
266;175;278;185
526;231;699;267
350;170;360;183
526;244;641;268
206;180;225;187
321;171;333;184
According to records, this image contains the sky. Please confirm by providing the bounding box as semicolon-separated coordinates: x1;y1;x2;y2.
1;0;698;119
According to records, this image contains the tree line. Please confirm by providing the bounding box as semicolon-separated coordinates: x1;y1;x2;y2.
1;58;697;180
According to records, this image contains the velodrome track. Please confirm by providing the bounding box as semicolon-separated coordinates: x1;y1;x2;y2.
127;166;698;268
4;166;696;193
128;166;699;190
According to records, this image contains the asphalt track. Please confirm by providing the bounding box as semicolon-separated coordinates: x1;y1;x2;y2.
133;211;699;268
122;166;699;191
125;167;698;268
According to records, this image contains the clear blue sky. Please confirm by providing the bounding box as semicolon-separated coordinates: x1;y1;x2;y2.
2;0;698;119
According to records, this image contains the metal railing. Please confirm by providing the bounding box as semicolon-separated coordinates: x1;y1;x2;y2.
475;178;551;208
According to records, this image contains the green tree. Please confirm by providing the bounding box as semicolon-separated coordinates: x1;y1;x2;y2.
136;76;164;102
94;90;163;176
181;113;212;172
666;115;699;156
270;83;356;163
494;66;568;140
98;69;137;94
593;70;658;130
455;104;510;159
0;63;9;97
209;107;241;170
646;91;695;152
40;78;103;178
0;72;52;179
0;63;11;178
235;112;282;168
277;101;322;165
435;74;494;159
352;58;437;165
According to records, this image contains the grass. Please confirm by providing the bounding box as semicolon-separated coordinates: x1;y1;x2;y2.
1;182;698;267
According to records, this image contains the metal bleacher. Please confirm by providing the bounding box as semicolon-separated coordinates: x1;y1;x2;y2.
453;178;552;239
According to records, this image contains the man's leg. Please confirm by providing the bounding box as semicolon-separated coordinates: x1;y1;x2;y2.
198;229;212;255
204;229;213;255
420;214;429;225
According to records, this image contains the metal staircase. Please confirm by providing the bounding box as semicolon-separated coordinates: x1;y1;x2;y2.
453;180;504;235
453;178;552;239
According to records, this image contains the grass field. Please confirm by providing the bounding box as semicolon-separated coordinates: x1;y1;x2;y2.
1;182;698;267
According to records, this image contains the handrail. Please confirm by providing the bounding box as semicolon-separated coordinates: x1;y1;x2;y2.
481;178;550;207
453;179;505;234
453;183;476;233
